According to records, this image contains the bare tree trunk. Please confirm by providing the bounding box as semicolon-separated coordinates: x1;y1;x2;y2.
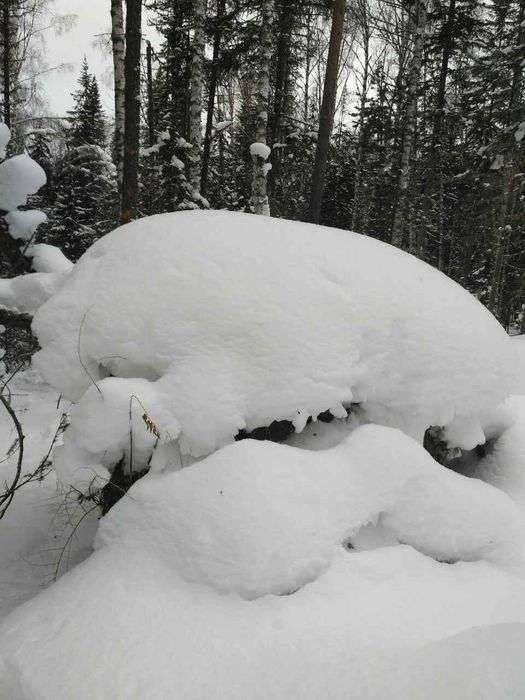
351;3;370;232
120;0;142;225
111;0;125;192
2;0;11;128
146;40;155;146
249;0;274;216
304;5;312;124
391;0;428;248
201;0;225;197
306;0;346;224
187;0;207;196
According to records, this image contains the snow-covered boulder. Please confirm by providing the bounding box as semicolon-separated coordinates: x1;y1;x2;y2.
31;210;513;480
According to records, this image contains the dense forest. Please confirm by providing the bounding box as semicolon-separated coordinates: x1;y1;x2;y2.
0;0;523;333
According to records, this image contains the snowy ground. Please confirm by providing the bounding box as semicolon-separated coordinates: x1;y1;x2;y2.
0;370;97;620
0;361;525;698
0;212;524;698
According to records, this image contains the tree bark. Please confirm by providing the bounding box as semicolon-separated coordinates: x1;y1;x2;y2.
201;0;225;197
111;0;125;192
2;0;11;128
391;0;428;249
351;3;370;232
120;0;142;225
187;0;207;195
306;0;346;224
146;40;155;147
249;0;274;216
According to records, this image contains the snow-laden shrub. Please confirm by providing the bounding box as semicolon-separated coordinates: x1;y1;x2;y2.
30;210;514;489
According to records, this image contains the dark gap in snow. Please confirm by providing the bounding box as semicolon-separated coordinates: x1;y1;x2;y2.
235;408;349;444
236;419;296;443
99;459;149;515
424;426;462;466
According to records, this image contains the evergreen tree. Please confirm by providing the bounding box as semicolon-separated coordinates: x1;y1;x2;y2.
37;62;117;260
67;58;107;148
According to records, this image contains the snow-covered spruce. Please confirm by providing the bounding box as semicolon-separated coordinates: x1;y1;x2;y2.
29;210;514;489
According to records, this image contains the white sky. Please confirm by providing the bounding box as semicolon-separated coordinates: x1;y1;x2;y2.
41;0;158;117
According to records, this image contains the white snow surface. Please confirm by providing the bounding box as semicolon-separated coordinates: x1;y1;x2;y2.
5;210;47;242
0;122;11;159
0;154;46;211
1;424;525;698
32;211;513;472
26;244;73;274
0;271;68;314
250;141;272;159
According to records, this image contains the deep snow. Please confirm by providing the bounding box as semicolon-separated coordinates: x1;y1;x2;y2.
27;210;514;492
1;211;524;698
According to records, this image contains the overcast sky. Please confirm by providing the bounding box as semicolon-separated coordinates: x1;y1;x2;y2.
41;1;157;117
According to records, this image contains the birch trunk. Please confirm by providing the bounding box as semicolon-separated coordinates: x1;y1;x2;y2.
249;0;273;216
187;0;207;196
306;0;346;224
111;0;125;192
391;0;428;248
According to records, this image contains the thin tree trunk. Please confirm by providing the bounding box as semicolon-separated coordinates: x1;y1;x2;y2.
306;0;346;224
2;0;11;128
249;0;273;216
146;40;155;147
201;0;225;197
120;0;142;224
304;6;312;124
351;15;370;232
391;0;428;248
187;0;207;195
111;0;125;192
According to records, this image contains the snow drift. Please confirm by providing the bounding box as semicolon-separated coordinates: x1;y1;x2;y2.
1;424;524;698
31;210;512;483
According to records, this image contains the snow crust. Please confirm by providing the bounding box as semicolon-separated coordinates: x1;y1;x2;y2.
0;154;46;211
32;211;513;472
1;423;525;698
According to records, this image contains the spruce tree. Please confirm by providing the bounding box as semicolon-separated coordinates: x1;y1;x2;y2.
37;62;117;261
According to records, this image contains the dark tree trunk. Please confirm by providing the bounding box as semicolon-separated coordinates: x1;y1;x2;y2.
146;40;155;147
120;0;142;224
306;0;346;224
201;0;226;197
2;0;11;128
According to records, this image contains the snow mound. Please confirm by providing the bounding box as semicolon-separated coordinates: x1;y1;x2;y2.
0;122;10;159
97;425;523;599
32;211;512;462
5;209;47;241
1;425;525;699
475;395;525;507
0;271;68;314
26;243;73;274
513;334;525;394
0;154;46;211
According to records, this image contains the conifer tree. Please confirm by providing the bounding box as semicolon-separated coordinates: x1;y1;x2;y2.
37;62;117;260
